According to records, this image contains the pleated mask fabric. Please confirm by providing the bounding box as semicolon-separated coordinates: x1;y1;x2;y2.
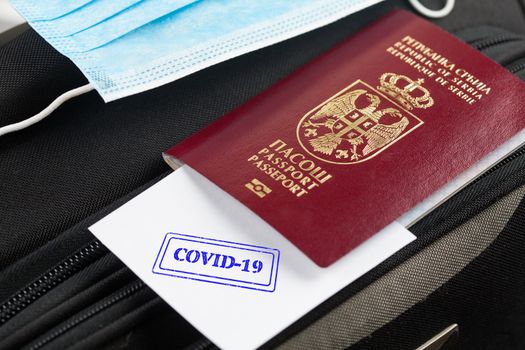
10;0;385;101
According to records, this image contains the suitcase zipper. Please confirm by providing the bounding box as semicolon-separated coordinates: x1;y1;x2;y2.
509;61;525;74
468;34;523;51
260;148;525;350
28;280;145;350
2;130;524;349
0;241;107;325
470;145;525;186
2;29;525;349
204;29;525;341
190;145;525;350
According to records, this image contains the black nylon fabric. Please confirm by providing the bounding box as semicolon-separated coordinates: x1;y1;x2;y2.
0;31;87;126
0;256;130;348
351;197;525;350
263;24;525;350
1;0;525;349
1;0;525;271
268;184;525;350
263;140;525;350
0;172;205;350
0;1;400;271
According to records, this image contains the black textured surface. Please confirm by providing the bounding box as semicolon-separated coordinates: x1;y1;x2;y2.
352;198;525;350
1;0;525;349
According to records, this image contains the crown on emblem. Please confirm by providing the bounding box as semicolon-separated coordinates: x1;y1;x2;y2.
377;72;434;110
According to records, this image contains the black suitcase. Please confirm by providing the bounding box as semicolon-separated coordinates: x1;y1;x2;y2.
1;1;525;349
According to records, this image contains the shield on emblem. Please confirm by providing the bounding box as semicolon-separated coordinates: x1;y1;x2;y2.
297;80;424;165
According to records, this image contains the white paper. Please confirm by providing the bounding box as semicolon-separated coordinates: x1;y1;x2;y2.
90;165;415;350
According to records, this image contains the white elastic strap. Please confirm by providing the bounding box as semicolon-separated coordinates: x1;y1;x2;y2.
408;0;455;18
0;83;94;137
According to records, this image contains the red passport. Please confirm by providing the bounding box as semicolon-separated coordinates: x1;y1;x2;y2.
165;10;525;267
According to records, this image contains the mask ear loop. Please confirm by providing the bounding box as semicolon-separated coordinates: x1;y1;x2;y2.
0;0;454;137
408;0;455;18
0;83;94;137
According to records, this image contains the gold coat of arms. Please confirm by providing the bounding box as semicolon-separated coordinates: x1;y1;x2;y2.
297;73;434;165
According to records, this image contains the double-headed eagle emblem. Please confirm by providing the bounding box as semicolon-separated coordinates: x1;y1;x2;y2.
297;73;433;164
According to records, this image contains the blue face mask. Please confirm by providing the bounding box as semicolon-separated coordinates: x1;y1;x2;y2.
32;0;144;37
19;0;200;52
15;0;93;21
11;0;387;101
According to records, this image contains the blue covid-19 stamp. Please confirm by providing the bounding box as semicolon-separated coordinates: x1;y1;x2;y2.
152;233;280;292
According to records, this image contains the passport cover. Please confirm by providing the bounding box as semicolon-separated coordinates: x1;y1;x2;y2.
165;10;525;267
